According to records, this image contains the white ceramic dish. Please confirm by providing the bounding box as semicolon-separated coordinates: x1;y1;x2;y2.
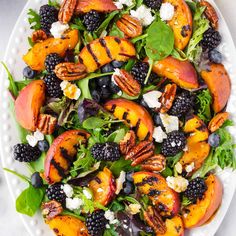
0;0;236;235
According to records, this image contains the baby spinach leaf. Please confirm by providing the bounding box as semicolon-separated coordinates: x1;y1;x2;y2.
109;200;125;212
106;129;126;143
110;158;133;177
27;9;41;30
145;21;174;61
83;117;107;129
4;168;30;183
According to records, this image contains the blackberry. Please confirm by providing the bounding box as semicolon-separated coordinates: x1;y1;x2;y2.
86;210;108;236
144;0;162;10
91;142;121;161
46;184;66;204
13;144;41;162
83;10;101;32
183;177;207;203
39;5;58;35
161;131;186;156
45;53;63;73
131;61;149;85
169;92;193;117
201;28;222;51
43;74;63;98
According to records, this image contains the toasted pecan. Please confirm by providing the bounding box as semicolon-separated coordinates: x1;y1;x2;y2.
141;154;166;172
59;0;77;24
119;130;136;155
42;200;63;220
160;84;177;113
37;114;57;135
32;29;47;43
208;112;229;132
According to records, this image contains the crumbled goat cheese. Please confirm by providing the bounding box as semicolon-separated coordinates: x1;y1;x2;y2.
143;91;162;109
50;21;69;38
153;126;167;143
66;197;83;210
26;130;44;147
130;5;155;26
185;162;195;173
83;189;92;199
62;184;74;198
160;113;179;133
111;68;121;86
166;176;189;193
160;3;175;21
127;203;141;215
175;162;183;174
117;90;122;96
114;0;133;9
97;188;104;193
60;80;81;100
104;210;119;225
115;171;126;194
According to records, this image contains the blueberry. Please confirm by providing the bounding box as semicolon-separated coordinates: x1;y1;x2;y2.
91;89;101;103
111;60;125;68
153;113;163;127
208;133;220;147
37;140;49;152
123;181;134;195
23;66;37;79
101;63;114;73
100;86;111;100
31;172;43;188
126;171;134;182
208;50;223;64
110;82;121;94
97;76;111;87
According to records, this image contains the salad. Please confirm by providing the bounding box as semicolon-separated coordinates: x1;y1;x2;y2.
3;0;236;235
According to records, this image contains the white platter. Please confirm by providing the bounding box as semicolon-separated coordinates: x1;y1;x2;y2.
0;0;236;235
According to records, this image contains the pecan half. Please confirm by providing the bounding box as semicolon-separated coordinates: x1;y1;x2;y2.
141;154;166;172
144;206;167;235
200;0;219;29
160;84;177;113
37;114;57;135
208;112;229;132
42;200;63;220
119;130;136;155
113;69;141;97
117;14;142;38
125;141;154;166
54;62;87;81
59;0;77;24
32;29;47;43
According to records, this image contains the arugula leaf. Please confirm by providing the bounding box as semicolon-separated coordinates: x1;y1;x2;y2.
182;196;192;207
70;18;86;31
167;152;183;168
109;200;125;212
145;20;174;61
106;129;126;143
48;0;60;8
110;158;134;177
109;24;124;37
27;9;41;30
104;226;119;236
83;117;122;130
16;184;45;216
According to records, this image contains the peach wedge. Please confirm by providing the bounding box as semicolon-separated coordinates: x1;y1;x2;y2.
104;99;154;141
15;80;46;131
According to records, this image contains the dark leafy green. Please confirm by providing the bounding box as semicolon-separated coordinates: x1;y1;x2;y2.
27;9;41;30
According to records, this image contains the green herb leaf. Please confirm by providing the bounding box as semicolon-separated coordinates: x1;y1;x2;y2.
167;152;183;168
27;9;41;30
145;20;174;61
70;18;86;31
110;158;134;177
106;129;126;143
48;0;60;8
82;117;107;129
109;24;124;37
182;196;192;207
109;200;125;212
4;168;30;183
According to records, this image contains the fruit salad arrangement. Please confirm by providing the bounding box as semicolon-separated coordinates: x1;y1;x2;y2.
3;0;236;235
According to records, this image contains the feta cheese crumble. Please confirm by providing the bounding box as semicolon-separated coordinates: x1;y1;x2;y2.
115;171;126;194
111;68;121;86
114;0;133;9
130;5;155;26
83;189;92;199
50;21;69;38
160;113;179;133
185;162;195;173
127;203;141;215
143;91;162;109
62;184;74;198
175;162;183;174
104;210;119;225
60;80;81;100
160;3;175;21
66;197;83;211
166;176;189;193
153;126;167;143
26;130;44;147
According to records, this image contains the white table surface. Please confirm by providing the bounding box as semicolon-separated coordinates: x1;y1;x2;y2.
0;0;236;235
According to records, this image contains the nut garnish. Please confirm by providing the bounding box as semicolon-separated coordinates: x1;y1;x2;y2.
208;112;229;133
42;200;63;220
37;114;57;135
200;0;219;29
58;0;77;24
117;14;143;38
141;154;166;172
119;130;136;155
125;141;154;166
113;69;141;97
160;84;177;113
54;62;87;81
144;206;167;235
32;29;47;43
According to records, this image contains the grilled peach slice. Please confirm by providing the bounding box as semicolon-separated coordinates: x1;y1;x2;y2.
44;130;90;184
88;167;116;206
164;0;192;50
145;56;198;89
179;115;210;172
79;36;136;73
201;63;231;113
75;0;117;13
182;174;223;228
46;215;89;236
23;30;79;71
104;99;154;141
15;80;45;131
133;172;180;217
